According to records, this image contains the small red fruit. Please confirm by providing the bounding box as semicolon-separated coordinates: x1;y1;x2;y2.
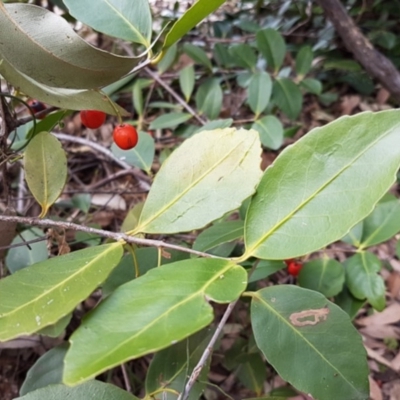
285;259;303;277
113;124;138;150
80;110;106;129
28;99;46;113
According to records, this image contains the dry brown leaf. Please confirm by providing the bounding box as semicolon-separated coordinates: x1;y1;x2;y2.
357;303;400;326
360;325;400;340
369;376;383;400
366;346;395;370
340;94;361;115
387;272;400;300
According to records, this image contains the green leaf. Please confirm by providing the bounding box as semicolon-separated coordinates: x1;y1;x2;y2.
248;71;272;117
245;110;400;260
195;78;223;120
183;43;212;70
213;43;234;68
24;132;67;217
64;0;152;46
295;45;313;77
149;112;192;130
162;0;226;50
256;28;286;72
63;259;247;385
16;381;139;400
179;65;196;102
146;328;212;399
0;243;123;341
272;78;303;120
359;193;400;249
5;228;48;273
157;43;178;74
193;220;244;255
335;285;366;320
136;128;262;234
300;77;322;95
251;285;369;400
252;115;284;150
298;258;345;298
345;252;385;311
229;44;257;70
37;314;72;338
20;343;68;395
0;57;128;116
111;131;155;173
195;118;233;133
341;221;364;247
0;3;137;90
248;260;284;283
236;353;267;395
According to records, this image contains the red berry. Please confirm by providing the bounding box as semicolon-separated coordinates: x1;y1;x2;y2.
80;110;106;129
113;124;138;150
28;99;46;113
286;260;303;277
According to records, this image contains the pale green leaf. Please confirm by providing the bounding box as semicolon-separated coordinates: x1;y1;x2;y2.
345;252;385;311
5;228;48;273
111;131;155;173
245;110;400;259
179;65;196;102
256;28;286;72
16;381;139;400
300;77;322;94
0;3;137;90
64;0;152;46
248;71;272;117
272;78;303;120
183;43;212;70
298;258;345;298
149;112;192;130
20;343;68;395
195;79;223;119
24;132;67;217
162;0;226;50
136;128;262;234
0;243;123;341
251;285;369;400
0;57;128;116
63;259;247;385
359;193;400;248
252;115;283;150
157;43;178;74
146;329;212;399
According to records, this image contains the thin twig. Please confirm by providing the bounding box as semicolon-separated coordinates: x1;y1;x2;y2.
0;215;223;259
144;67;207;126
54;132;151;191
120;364;132;393
178;300;239;400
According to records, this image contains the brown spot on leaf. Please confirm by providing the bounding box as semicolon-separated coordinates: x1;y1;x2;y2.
289;307;330;327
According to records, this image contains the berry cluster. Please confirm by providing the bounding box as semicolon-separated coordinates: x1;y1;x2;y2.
79;110;138;150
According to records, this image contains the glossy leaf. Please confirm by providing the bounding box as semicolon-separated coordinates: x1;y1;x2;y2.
179;65;196;102
272;78;303;120
248;71;272;117
251;285;369;400
162;0;226;50
298;258;345;298
0;57;128;116
295;45;313;77
193;220;244;254
24;132;67;217
183;43;212;70
252;115;284;150
111;131;155;173
20;343;68;395
0;3;136;89
0;243;123;341
64;0;152;46
149;112;192;130
359;193;400;249
245;110;400;260
145;329;212;399
136;128;262;234
6;228;48;273
63;259;247;385
16;381;139;400
195;79;223;119
345;252;385;311
256;28;286;72
229;44;257;70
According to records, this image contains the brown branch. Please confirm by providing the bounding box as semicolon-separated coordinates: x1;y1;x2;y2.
316;0;400;103
0;215;222;259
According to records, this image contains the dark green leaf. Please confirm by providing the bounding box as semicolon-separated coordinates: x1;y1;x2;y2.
195;79;223;119
272;78;303;120
183;43;212;70
256;28;286;72
248;71;272;117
